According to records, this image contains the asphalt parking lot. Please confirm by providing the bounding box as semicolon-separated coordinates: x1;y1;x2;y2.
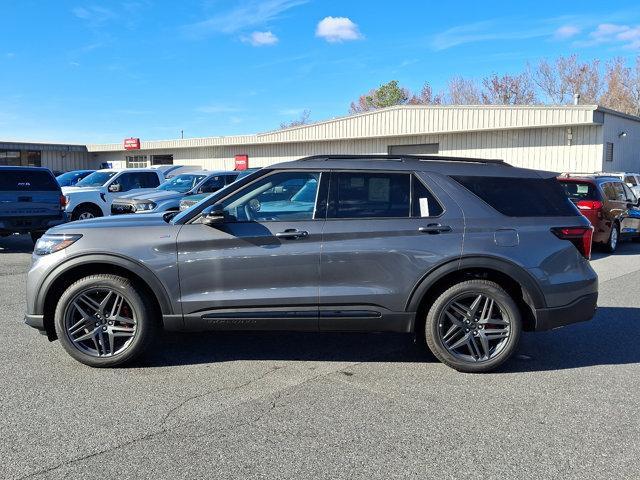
1;234;639;480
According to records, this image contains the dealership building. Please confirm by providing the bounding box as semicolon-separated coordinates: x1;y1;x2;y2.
3;105;640;174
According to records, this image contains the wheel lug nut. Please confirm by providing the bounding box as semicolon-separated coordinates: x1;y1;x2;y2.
102;326;107;331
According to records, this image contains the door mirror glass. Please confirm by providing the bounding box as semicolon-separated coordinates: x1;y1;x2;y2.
201;204;226;226
108;183;121;192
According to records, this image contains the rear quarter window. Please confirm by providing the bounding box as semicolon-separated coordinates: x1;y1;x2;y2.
558;181;599;201
0;170;59;191
452;175;578;217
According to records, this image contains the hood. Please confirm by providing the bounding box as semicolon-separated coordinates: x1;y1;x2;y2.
49;212;170;232
114;188;162;200
62;186;104;195
117;189;183;203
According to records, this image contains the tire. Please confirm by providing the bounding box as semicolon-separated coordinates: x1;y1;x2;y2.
30;231;44;243
71;204;102;221
424;280;521;373
54;274;157;367
605;223;620;253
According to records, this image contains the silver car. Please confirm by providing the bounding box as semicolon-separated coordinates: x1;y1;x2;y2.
25;155;598;372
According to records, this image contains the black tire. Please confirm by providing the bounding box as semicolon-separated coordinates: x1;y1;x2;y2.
30;231;44;243
71;204;102;221
604;223;620;253
424;280;521;373
54;274;157;367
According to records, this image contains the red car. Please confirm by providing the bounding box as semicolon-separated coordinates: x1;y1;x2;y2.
558;175;640;252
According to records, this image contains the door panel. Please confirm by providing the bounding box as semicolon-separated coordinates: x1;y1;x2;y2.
319;172;464;331
176;170;327;330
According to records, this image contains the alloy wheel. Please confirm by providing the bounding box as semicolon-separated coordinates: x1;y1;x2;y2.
438;293;511;363
610;227;618;250
78;212;95;220
64;288;137;357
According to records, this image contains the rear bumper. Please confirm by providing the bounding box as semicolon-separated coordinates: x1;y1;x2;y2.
0;215;66;233
534;292;598;331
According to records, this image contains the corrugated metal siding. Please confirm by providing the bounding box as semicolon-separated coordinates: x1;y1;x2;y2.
93;126;602;173
87;105;601;152
601;112;640;172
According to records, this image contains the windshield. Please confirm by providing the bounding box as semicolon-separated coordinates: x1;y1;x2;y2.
157;174;207;193
76;171;117;187
56;171;90;187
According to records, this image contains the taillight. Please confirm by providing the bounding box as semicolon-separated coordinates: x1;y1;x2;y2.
59;195;67;209
551;226;594;260
576;200;603;210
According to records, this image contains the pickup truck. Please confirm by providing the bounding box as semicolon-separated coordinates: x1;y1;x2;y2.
63;168;164;220
0;166;66;242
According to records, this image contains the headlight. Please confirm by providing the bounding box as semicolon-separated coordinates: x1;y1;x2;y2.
34;234;82;256
134;202;156;212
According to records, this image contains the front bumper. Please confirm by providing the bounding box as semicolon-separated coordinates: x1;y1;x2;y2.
534;292;598;331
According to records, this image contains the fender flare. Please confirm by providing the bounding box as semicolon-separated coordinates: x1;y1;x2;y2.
35;253;174;315
405;255;546;313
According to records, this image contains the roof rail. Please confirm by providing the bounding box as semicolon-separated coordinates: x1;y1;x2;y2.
296;154;509;166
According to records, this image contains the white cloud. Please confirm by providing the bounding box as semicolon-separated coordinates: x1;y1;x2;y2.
430;20;550;50
554;25;580;39
72;5;116;25
315;16;363;43
583;23;640;49
184;0;307;38
242;31;279;46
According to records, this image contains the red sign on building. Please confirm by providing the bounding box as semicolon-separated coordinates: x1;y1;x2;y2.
124;138;141;150
234;154;249;171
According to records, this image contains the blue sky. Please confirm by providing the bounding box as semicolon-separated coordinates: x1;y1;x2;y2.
2;0;640;144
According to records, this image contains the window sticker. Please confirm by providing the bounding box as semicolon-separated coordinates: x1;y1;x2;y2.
368;177;390;202
419;198;430;217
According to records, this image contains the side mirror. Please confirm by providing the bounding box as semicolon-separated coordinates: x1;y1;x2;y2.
108;183;121;192
202;204;226;226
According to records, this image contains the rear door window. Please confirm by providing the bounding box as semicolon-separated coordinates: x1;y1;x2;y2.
452;175;578;217
558;181;599;201
329;172;410;218
0;170;58;191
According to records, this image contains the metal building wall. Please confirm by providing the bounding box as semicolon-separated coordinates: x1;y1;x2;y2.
91;125;603;173
601;112;640;173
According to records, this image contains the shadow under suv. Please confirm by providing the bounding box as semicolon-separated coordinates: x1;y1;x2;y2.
25;155;598;373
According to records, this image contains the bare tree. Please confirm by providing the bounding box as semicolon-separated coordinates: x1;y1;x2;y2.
480;73;537;105
535;55;602;104
447;76;481;104
280;109;311;129
407;82;444;105
600;58;635;114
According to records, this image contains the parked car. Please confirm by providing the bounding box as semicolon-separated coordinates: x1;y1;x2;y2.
63;169;164;220
150;165;203;179
56;170;95;187
0;166;66;242
179;168;261;211
558;174;640;252
598;172;640;198
111;171;239;215
26;155;598;373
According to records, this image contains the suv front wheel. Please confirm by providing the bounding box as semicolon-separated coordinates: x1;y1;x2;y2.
54;274;156;367
425;280;521;373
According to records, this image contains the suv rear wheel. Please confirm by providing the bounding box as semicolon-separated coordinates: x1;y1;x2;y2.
54;274;157;367
605;223;619;253
425;280;521;373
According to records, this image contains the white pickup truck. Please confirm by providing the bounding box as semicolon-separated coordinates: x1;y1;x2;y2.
62;169;164;220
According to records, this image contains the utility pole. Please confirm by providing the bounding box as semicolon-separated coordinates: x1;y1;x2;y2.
181;130;184;139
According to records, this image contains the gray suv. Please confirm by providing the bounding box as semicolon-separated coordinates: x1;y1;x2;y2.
25;155;598;372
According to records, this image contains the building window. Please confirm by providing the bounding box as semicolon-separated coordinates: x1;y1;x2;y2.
26;151;41;167
0;150;21;166
151;154;173;165
388;143;439;155
126;155;148;168
605;142;614;162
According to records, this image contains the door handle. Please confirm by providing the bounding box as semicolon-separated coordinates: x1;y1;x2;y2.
275;229;309;239
418;223;452;234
